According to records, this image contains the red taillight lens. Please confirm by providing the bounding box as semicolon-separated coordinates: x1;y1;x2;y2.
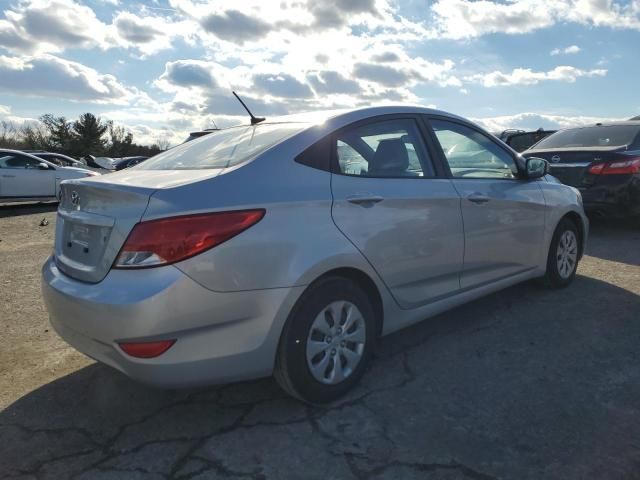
588;162;606;175
601;157;640;175
114;209;265;268
119;340;175;358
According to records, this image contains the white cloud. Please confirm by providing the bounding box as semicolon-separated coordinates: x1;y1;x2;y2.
475;112;627;132
0;0;112;54
429;0;640;39
111;11;196;56
551;45;581;55
0;54;143;104
0;0;194;57
467;65;607;87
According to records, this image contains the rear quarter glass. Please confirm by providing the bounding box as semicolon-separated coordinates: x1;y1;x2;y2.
136;123;309;170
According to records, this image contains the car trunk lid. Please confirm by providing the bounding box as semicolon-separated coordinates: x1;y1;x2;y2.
54;169;223;283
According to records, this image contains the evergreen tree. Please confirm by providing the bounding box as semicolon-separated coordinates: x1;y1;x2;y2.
71;113;108;156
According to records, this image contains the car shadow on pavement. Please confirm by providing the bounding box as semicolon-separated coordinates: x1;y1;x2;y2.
585;217;640;266
0;202;58;219
2;274;640;479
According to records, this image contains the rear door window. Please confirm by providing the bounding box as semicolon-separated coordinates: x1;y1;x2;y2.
335;119;435;178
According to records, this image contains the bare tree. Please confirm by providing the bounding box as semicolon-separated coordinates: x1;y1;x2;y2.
106;121;133;157
0;120;21;148
156;138;171;151
20;123;50;150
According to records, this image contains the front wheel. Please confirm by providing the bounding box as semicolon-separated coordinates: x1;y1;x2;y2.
274;277;376;404
542;218;581;288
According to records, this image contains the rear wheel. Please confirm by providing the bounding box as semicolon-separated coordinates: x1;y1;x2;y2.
542;218;580;288
274;277;375;404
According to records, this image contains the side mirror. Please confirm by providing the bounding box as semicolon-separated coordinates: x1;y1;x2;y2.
525;157;548;179
38;162;50;170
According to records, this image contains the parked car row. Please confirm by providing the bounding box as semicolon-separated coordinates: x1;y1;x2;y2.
0;149;101;202
92;155;150;171
0;150;155;202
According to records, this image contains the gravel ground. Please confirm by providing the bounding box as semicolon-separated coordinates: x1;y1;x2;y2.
0;203;639;480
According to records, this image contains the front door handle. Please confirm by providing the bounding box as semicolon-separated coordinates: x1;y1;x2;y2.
467;193;490;204
347;194;384;206
1;174;16;178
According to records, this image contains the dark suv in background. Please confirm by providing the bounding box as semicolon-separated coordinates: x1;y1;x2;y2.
498;129;556;152
524;122;640;219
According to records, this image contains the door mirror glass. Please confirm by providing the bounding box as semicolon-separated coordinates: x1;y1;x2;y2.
525;157;548;179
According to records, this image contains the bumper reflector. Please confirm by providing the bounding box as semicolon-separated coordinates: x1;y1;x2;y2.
119;340;176;358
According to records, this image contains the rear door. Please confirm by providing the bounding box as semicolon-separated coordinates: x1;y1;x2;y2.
0;152;55;198
330;116;464;308
426;117;546;289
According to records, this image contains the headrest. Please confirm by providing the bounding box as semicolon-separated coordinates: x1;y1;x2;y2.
369;139;409;175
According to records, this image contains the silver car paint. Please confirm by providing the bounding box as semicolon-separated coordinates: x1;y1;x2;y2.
332;175;464;308
450;178;547;289
42;105;588;388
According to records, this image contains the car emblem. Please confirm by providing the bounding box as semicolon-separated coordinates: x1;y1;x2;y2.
70;191;80;206
550;155;561;163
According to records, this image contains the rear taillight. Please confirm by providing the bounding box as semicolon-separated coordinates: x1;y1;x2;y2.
589;157;640;175
114;209;265;268
119;340;175;358
587;163;606;175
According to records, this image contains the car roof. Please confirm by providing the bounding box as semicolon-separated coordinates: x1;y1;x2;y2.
562;121;640;129
0;148;49;159
0;148;59;167
232;105;470;129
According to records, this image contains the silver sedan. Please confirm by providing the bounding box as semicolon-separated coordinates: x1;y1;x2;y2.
42;106;588;403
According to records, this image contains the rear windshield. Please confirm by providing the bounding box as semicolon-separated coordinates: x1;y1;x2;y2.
534;125;640;149
137;123;308;170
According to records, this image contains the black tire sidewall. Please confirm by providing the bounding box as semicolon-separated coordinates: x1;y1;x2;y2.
545;218;580;287
277;277;375;404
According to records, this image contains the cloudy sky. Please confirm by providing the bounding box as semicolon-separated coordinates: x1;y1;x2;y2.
0;0;639;145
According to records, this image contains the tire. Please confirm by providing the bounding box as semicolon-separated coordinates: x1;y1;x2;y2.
542;218;581;288
274;276;376;404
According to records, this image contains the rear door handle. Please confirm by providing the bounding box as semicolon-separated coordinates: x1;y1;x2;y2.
347;194;384;206
1;174;16;178
467;193;490;204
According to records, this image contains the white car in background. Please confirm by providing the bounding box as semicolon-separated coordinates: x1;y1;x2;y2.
0;149;100;202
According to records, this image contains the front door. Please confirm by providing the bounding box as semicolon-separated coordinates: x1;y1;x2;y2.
330;116;464;309
427;117;546;289
0;153;55;198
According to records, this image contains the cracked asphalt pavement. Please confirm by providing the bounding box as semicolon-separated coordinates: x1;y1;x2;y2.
1;203;639;479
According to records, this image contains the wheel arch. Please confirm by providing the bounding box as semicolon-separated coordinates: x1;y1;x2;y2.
560;210;586;259
301;267;385;338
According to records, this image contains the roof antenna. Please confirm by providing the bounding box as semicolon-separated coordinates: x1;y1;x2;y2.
232;91;265;125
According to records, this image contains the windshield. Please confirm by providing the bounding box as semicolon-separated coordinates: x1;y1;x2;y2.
137;123;308;170
534;125;640;149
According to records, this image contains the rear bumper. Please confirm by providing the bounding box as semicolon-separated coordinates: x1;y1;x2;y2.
41;257;304;388
580;175;640;217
